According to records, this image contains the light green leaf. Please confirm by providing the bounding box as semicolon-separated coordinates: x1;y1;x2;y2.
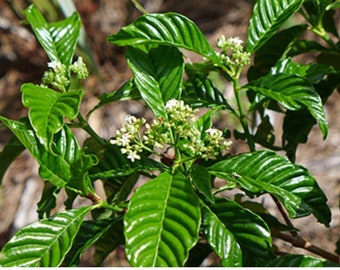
246;73;328;139
246;0;304;52
208;150;331;226
124;171;201;267
23;4;81;66
108;12;216;60
0;206;93;267
21;83;83;150
204;207;243;266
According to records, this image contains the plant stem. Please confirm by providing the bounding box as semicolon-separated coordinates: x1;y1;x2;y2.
271;229;340;264
232;78;255;152
77;114;107;147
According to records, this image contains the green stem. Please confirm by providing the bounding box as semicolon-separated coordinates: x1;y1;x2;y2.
311;25;340;52
77;114;107;147
232;78;255;152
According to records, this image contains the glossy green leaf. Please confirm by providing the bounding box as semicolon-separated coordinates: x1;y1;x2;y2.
23;5;81;66
262;254;340;267
37;182;59;219
208;150;331;226
94;217;124;265
108;12;216;60
124;171;201;267
246;0;304;52
326;0;340;10
0;135;25;185
0;116;41;160
21;83;83;150
210;197;273;265
126;47;167;118
0;206;93;267
204;207;243;266
246;73;328;139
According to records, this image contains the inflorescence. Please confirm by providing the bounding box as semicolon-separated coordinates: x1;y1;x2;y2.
110;99;232;163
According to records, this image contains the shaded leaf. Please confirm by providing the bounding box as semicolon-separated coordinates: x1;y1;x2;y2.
262;254;340;267
246;0;304;52
208;150;331;226
124;171;201;267
0;206;93;267
190;165;214;204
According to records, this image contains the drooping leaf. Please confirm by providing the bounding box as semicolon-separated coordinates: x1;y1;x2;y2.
0;206;94;267
210;197;273;266
190;165;214;204
246;0;304;52
94;217;125;266
203;207;243;266
208;150;331;226
262;254;340;267
108;13;216;60
63;219;112;266
124;171;201;267
246;73;328;139
126;47;167;118
21;83;83;151
23;4;81;66
37;182;59;219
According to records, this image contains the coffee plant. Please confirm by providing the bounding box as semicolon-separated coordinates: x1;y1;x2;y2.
1;0;340;266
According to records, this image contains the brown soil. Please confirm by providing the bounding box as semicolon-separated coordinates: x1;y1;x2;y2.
0;0;339;266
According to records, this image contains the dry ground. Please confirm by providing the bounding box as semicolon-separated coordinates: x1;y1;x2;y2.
1;0;340;266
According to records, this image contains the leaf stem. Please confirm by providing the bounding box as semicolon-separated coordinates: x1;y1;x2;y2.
130;0;148;15
271;228;340;264
76;114;107;147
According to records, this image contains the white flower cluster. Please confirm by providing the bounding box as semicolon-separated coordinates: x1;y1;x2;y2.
216;35;251;70
110;99;232;162
42;57;88;92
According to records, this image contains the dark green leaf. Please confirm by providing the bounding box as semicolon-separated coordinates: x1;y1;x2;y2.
246;73;328;139
108;13;216;60
211;197;273;265
24;5;81;66
190;165;214;204
37;182;59;219
124;171;201;267
185;242;212;267
0;136;25;185
247;24;307;80
246;0;304;52
0;206;94;267
21;83;83;151
63;219;112;266
94;217;124;266
208;150;331;226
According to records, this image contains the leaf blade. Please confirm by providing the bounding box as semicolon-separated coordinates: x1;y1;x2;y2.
124;171;201;267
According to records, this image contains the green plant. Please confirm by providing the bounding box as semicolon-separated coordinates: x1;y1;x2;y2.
1;0;340;266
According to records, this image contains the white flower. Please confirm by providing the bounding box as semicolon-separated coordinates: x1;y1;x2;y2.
127;150;141;162
120;133;130;146
228;37;243;47
165;99;180;111
47;61;63;71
